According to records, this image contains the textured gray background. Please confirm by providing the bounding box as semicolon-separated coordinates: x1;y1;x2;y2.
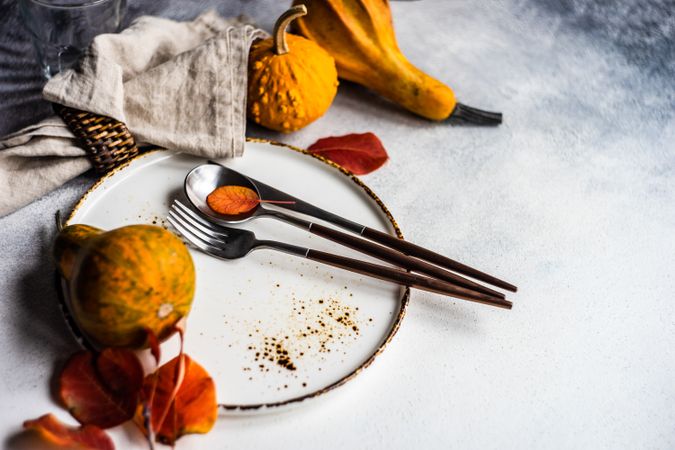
1;0;674;449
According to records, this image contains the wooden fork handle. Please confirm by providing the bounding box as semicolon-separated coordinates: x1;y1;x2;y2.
361;227;518;292
305;249;512;309
309;222;505;299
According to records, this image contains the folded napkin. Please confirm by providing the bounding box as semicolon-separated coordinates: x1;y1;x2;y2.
0;11;265;217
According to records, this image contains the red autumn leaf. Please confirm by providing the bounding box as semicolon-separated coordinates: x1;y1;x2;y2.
307;132;389;175
96;348;144;396
143;327;161;366
207;185;295;215
23;413;114;450
59;349;144;429
138;354;217;445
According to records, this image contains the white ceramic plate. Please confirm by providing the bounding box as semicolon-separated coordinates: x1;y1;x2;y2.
63;139;409;413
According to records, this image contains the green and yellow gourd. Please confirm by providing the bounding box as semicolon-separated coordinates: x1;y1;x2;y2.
54;224;195;348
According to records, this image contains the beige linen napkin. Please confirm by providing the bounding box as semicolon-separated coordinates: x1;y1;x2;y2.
0;11;265;217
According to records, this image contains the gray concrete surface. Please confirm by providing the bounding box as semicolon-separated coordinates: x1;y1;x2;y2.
1;1;674;449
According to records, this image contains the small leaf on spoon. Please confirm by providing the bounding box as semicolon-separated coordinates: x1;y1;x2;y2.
206;185;294;215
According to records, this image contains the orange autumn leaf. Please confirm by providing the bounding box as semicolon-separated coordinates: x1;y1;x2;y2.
207;185;295;215
139;354;217;446
23;414;114;450
308;132;389;175
137;320;186;447
152;320;186;434
207;185;259;215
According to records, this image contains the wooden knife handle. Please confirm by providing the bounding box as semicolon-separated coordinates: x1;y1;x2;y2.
308;222;505;299
361;226;517;292
305;249;512;309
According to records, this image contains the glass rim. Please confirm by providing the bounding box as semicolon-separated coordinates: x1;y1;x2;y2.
22;0;118;9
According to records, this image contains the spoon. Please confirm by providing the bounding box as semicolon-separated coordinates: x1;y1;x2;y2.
184;163;508;299
184;162;292;225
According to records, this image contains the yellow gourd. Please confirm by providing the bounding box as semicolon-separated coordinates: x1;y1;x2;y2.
247;5;339;132
292;0;501;124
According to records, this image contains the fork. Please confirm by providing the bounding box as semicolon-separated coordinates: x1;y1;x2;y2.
168;200;512;309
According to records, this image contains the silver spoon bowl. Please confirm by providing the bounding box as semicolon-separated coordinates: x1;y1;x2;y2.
184;162;281;225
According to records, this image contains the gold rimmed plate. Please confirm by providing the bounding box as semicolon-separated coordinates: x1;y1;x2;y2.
61;139;409;414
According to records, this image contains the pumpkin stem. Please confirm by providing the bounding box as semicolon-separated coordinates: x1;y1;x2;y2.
449;103;503;126
273;5;307;55
55;210;64;232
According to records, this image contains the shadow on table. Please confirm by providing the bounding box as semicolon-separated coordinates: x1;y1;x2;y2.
11;224;81;357
410;290;486;335
2;226;82;449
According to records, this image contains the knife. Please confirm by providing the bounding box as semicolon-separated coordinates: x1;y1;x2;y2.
208;161;517;293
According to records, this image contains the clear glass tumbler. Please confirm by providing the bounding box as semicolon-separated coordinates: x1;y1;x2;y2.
19;0;126;79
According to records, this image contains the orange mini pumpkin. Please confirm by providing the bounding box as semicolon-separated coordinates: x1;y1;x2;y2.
247;5;339;132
